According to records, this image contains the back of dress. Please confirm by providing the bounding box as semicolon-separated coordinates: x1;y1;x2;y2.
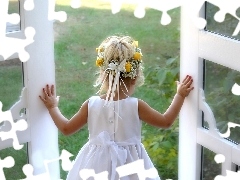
88;96;142;142
67;96;160;180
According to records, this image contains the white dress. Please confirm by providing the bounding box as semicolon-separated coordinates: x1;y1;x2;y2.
66;96;160;180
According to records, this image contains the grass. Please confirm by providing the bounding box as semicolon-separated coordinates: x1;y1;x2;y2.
1;1;240;180
54;0;180;179
0;59;27;179
0;0;180;179
0;60;23;111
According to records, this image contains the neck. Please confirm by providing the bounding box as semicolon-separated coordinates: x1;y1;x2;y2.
101;82;134;101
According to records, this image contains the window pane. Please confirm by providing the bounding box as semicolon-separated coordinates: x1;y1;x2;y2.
201;147;222;180
206;2;240;40
6;0;20;32
203;60;240;144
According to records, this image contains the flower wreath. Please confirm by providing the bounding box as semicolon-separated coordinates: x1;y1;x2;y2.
95;41;143;79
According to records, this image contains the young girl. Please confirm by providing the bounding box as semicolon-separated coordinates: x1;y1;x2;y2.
39;35;193;180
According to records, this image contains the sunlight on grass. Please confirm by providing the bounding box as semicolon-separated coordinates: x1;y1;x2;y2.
56;0;138;11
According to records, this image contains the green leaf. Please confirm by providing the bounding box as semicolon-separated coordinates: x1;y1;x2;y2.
152;143;160;151
166;57;177;66
157;69;167;85
161;141;172;149
170;67;179;77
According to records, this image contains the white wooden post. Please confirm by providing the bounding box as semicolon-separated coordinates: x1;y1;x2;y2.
178;2;203;179
23;0;59;178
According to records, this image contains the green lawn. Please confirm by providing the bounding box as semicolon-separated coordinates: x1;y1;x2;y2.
0;0;180;179
55;1;180;179
1;1;240;180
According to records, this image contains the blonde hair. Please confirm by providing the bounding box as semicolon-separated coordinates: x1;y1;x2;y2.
94;35;144;94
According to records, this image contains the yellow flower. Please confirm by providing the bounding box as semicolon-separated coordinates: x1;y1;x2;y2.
133;52;141;60
96;58;104;67
125;62;131;72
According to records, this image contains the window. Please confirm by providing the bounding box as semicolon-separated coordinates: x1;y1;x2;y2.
203;60;240;144
179;1;240;179
206;2;240;40
6;0;21;33
201;147;222;180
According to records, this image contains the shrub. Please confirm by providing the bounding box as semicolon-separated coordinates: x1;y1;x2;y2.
143;56;179;179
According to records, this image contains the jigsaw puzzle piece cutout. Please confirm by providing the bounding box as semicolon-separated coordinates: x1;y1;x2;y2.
134;0;182;25
116;159;158;180
70;0;81;9
0;101;11;123
0;101;13;135
0;117;28;150
134;1;146;19
232;83;240;96
0;88;28;150
0;27;35;62
207;0;240;22
10;87;27;121
215;170;240;180
0;1;9;38
21;164;50;180
152;0;182;25
205;0;240;36
0;156;15;180
0;0;20;26
24;0;34;11
0;0;34;62
214;154;225;164
79;169;108;180
20;149;73;180
181;0;207;29
43;149;74;173
59;149;74;171
7;13;20;25
48;0;67;22
110;0;122;14
220;122;240;138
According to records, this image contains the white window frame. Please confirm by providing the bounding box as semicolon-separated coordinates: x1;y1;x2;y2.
3;0;26;61
179;2;240;179
6;0;24;37
1;0;59;178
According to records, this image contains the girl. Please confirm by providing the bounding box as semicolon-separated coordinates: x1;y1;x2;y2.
39;35;193;180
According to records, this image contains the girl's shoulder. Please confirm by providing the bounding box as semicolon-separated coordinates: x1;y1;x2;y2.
88;96;101;101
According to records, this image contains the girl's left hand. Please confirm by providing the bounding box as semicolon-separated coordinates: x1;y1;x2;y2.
176;75;194;98
39;84;59;110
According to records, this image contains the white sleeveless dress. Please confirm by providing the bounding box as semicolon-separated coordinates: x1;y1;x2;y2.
66;96;160;180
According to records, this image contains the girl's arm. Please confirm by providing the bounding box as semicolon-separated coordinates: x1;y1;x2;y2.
138;75;194;128
39;85;88;135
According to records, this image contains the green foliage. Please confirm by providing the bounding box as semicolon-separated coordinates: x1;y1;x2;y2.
54;2;180;179
145;56;179;103
143;56;180;179
142;122;179;179
0;1;181;179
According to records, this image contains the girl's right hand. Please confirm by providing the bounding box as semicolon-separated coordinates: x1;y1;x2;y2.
39;84;59;110
176;75;194;98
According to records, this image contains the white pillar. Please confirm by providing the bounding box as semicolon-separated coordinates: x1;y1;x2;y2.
178;2;203;179
23;0;59;178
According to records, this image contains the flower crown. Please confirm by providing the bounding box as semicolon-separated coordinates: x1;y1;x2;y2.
95;41;143;79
